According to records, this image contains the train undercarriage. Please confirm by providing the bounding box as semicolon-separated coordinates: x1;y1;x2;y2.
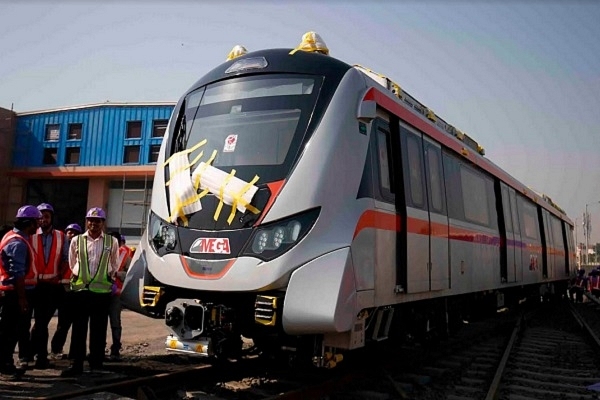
139;280;569;368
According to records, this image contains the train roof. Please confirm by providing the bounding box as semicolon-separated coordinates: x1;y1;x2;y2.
187;32;571;225
356;67;571;223
187;48;352;94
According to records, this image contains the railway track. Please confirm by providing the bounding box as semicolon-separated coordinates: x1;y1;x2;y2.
31;313;517;399
490;299;600;400
25;296;600;400
414;298;600;400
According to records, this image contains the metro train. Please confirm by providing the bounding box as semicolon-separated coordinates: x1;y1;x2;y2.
121;32;575;368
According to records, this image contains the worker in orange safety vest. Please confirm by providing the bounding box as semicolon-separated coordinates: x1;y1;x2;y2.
29;203;69;370
0;205;41;380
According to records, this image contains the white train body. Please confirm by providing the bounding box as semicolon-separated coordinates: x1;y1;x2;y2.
121;39;575;366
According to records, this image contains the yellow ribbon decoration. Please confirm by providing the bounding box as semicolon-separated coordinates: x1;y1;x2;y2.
214;169;236;222
165;140;209;223
170;196;189;226
164;139;207;187
227;175;261;224
193;150;218;191
165;150;204;187
163;139;207;167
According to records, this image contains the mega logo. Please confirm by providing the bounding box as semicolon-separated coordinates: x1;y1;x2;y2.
190;238;231;254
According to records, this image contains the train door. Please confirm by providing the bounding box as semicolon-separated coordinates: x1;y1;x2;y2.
370;112;407;298
423;136;449;291
399;123;439;293
541;209;553;279
500;183;517;283
563;222;574;276
517;195;543;284
550;216;566;278
509;189;523;282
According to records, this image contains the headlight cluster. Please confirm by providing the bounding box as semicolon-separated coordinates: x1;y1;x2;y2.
242;208;320;261
149;212;180;256
251;221;302;254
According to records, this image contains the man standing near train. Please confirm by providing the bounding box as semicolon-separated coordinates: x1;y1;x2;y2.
107;232;133;361
61;207;119;377
50;223;82;360
0;205;41;380
30;203;69;369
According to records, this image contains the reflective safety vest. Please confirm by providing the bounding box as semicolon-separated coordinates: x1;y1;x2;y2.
0;231;37;290
113;245;133;296
70;234;113;293
32;230;65;283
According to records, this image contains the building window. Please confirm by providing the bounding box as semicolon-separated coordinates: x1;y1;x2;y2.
68;123;82;140
149;145;161;163
45;124;60;141
124;145;140;164
43;148;58;165
65;147;80;165
126;121;142;139
152;120;168;138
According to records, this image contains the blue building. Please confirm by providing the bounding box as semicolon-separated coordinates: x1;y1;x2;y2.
1;102;175;237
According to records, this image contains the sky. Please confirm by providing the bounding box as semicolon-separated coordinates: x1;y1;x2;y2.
1;1;600;243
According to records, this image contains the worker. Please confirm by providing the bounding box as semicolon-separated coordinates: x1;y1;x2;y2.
107;232;133;361
0;205;41;380
60;208;119;377
50;223;82;360
29;203;69;369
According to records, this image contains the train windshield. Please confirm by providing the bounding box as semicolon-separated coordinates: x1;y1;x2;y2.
173;74;322;182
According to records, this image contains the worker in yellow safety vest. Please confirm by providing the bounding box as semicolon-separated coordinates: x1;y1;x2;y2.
60;208;118;378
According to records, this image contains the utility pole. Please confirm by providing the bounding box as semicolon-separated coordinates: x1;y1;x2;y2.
584;201;600;266
575;217;579;268
585;205;590;266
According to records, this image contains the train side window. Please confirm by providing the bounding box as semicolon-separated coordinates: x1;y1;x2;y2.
517;196;539;240
376;128;392;193
461;165;490;226
405;133;425;208
551;216;563;246
426;145;444;214
442;151;464;220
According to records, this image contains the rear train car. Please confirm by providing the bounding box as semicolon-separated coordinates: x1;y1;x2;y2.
121;32;575;367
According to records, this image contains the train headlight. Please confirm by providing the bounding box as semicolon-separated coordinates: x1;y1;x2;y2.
148;212;181;256
272;227;285;248
252;231;270;253
242;208;320;261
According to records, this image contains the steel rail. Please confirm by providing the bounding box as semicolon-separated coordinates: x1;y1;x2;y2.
36;363;213;400
484;313;522;400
